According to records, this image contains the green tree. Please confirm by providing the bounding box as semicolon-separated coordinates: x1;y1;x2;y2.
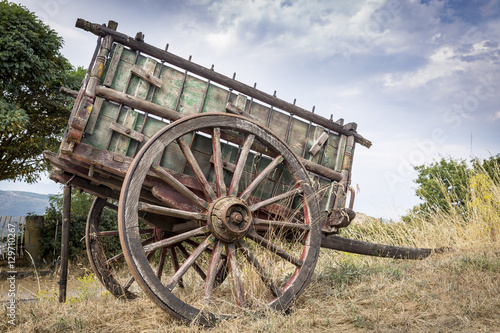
473;154;500;185
0;1;85;183
404;155;500;221
409;157;470;218
39;191;120;262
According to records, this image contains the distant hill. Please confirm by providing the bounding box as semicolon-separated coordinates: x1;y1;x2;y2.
0;190;53;216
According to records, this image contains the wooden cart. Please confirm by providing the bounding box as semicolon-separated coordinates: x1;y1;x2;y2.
45;19;437;325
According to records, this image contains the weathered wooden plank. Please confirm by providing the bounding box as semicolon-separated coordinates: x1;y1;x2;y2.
76;19;372;148
201;83;229;113
95;85;182;122
248;102;270;127
103;43;124;87
113;110;138;156
309;131;329;156
131;63;163;89
109;120;145;142
108;47;135;92
322;132;340;170
178;76;207;116
288;117;309;156
269;109;289;139
133;58;158;99
151;65;184;110
159;141;186;173
80;100;119;150
85;97;104;135
335;135;347;173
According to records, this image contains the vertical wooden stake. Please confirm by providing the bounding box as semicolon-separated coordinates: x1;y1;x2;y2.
59;185;71;303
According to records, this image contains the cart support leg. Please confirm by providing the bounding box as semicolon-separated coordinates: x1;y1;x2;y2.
59;185;71;303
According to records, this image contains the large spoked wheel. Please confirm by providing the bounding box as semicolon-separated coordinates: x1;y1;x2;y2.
86;197;152;299
118;113;321;325
87;197;228;300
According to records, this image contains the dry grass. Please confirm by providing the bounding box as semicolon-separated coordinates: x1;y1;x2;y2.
2;164;499;332
2;246;499;332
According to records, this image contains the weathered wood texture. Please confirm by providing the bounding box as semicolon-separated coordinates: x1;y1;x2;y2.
74;40;349;211
59;185;71;303
75;18;371;148
321;235;448;259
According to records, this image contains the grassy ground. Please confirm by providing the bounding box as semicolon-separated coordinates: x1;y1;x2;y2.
2;166;499;332
1;246;499;332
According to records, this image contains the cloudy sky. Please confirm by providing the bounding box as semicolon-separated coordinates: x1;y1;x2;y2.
1;0;499;219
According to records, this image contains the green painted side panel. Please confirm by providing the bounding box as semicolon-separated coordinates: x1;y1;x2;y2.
80;43;350;208
323;133;340;170
288;117;309;156
202;84;229;113
108;109;138;155
248;103;270;127
152;66;184;110
268;110;289;141
108;47;135;92
160;142;185;174
178;76;207;116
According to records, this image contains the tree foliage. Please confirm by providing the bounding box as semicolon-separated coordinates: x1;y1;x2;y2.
0;1;85;183
405;155;500;221
38;191;120;262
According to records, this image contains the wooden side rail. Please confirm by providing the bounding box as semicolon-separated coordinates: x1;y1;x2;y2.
75;18;372;148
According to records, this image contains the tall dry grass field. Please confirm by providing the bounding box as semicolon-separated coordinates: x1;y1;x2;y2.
2;165;499;332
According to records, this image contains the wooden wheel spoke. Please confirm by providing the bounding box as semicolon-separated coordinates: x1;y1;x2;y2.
177;137;217;202
107;235;155;265
246;230;303;267
168;247;184;289
166;236;215;291
156;248;168;280
177;243;206;280
123;276;135;291
202;240;224;304
212;127;227;197
240;154;283;201
98;228;154;237
226;242;246;309
184;239;227;260
249;188;303;212
252;218;310;232
139;202;206;220
152;165;209;209
103;201;118;211
106;251;125;265
97;230;120;237
143;226;209;253
237;240;282;298
229;134;255;196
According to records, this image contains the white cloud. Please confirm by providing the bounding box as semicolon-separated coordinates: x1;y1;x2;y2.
383;40;500;89
494;110;500;120
383;46;464;88
200;0;389;59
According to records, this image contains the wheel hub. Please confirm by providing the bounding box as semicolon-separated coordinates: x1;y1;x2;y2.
208;197;252;242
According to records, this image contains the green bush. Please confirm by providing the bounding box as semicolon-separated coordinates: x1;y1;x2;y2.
403;155;500;222
38;191;119;262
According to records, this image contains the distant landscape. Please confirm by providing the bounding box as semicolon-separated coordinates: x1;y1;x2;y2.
0;190;53;216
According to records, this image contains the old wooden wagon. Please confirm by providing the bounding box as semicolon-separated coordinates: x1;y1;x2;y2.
45;19;437;325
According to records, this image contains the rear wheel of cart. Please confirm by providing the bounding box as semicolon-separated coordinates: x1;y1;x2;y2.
86;196;228;299
118;113;322;325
